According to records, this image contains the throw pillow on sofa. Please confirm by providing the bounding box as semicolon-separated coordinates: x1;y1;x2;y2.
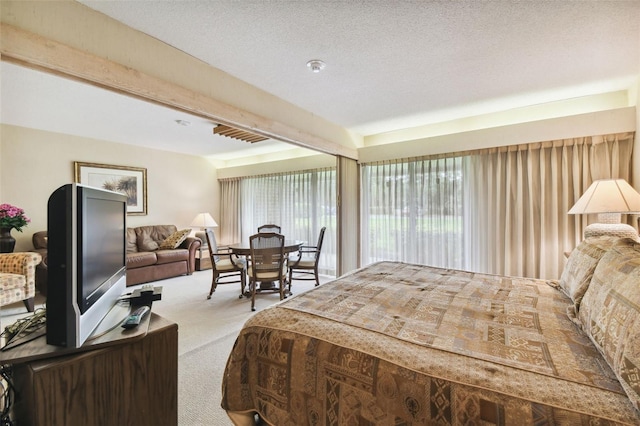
159;229;191;250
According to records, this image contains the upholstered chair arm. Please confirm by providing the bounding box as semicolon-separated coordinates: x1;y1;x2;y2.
289;245;319;266
210;245;245;268
0;252;42;286
179;237;201;274
32;248;48;267
299;245;319;254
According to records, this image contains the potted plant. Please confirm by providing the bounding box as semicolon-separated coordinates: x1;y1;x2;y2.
0;203;30;253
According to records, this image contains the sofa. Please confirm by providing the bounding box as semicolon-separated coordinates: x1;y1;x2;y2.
32;231;49;296
31;225;201;290
126;225;201;286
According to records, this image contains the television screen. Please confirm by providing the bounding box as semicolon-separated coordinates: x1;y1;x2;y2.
79;195;126;313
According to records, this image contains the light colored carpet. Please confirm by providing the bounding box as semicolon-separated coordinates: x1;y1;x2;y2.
1;270;327;425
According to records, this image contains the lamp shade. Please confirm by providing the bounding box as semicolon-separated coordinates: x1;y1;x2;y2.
568;179;640;215
189;212;218;229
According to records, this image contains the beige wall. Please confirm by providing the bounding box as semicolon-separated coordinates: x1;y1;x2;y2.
359;107;637;163
0;124;218;252
217;153;336;179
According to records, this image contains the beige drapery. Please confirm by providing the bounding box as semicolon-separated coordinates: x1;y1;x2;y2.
466;132;634;279
361;132;634;279
337;156;359;275
218;178;241;246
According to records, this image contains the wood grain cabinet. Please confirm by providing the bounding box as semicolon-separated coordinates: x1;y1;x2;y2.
9;315;178;426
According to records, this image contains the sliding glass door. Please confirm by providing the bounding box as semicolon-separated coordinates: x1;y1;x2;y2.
239;168;337;276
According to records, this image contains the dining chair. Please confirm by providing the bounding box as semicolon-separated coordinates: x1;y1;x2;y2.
257;224;281;233
288;227;326;291
247;232;287;311
204;229;247;300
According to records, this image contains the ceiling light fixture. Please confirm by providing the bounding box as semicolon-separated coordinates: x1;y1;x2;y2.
306;59;326;73
175;119;191;126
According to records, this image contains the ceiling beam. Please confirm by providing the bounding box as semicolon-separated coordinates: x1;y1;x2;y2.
0;23;358;160
213;124;269;143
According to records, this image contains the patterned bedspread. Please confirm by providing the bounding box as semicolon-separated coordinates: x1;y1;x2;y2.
221;261;640;425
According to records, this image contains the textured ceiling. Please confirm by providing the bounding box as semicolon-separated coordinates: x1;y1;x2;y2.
2;1;639;160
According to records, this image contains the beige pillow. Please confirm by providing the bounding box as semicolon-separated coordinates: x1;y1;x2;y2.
158;229;191;250
578;238;640;411
558;236;616;309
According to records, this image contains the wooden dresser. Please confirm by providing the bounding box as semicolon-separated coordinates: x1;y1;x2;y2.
3;314;178;425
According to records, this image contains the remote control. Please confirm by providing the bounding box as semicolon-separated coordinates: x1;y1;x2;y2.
121;305;150;329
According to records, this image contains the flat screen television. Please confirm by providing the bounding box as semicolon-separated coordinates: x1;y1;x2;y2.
46;183;128;347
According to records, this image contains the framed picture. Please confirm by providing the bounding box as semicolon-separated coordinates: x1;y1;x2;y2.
74;162;147;215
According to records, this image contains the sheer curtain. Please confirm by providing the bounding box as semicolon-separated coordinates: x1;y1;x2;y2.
361;132;634;279
361;156;465;268
229;168;336;276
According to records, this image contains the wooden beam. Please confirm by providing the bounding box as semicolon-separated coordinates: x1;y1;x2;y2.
0;23;358;159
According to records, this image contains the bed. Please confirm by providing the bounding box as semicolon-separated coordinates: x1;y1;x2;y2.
221;237;640;425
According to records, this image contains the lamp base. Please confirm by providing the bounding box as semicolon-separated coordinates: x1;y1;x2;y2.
584;223;639;242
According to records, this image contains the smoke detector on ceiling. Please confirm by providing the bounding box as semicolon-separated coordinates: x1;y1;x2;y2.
306;60;326;73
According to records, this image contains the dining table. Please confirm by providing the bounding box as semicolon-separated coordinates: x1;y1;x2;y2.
227;240;303;257
228;240;304;291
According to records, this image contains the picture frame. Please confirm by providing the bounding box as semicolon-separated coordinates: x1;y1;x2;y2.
74;162;147;215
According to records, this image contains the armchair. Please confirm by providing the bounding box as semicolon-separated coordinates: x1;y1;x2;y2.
0;252;42;312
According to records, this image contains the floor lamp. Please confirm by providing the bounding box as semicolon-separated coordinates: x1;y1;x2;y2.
568;179;640;241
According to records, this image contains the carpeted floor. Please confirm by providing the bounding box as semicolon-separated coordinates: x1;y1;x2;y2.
0;269;328;425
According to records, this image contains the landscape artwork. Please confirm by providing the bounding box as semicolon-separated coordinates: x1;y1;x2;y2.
74;162;147;215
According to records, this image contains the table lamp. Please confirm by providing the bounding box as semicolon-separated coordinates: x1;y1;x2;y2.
568;179;640;241
189;212;218;230
189;212;218;245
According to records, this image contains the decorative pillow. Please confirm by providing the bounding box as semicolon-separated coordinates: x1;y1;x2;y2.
158;229;191;250
558;236;616;310
578;238;640;410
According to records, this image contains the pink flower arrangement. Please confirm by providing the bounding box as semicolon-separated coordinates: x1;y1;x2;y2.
0;203;30;232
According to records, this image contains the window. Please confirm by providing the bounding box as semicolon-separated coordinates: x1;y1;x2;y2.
361;133;634;279
240;168;337;276
361;157;465;269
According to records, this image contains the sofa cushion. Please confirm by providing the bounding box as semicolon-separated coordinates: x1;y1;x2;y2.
135;225;178;251
137;235;159;251
558;236;616;312
578;238;640;411
155;249;189;265
0;273;27;306
126;228;138;253
126;252;157;269
158;229;191;250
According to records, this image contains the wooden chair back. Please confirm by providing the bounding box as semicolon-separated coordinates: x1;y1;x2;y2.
257;224;281;234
